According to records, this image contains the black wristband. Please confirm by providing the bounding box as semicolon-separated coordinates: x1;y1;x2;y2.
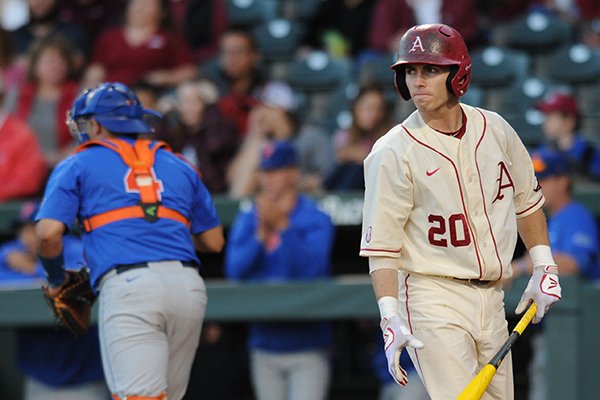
39;254;65;286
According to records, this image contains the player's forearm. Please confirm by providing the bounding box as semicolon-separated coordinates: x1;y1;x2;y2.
370;267;399;301
517;208;550;250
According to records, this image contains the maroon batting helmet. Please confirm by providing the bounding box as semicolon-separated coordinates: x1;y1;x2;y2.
390;24;472;100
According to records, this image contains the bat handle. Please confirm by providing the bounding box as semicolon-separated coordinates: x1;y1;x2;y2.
514;302;537;335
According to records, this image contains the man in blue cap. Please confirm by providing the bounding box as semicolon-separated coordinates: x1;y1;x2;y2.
225;140;335;400
512;149;600;400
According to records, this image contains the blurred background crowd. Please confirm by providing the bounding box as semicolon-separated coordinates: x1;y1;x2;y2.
1;0;600;399
1;0;600;203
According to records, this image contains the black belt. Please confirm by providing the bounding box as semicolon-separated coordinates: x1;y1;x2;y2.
115;261;199;274
453;277;495;286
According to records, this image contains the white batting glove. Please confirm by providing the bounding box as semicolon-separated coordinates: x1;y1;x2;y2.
515;265;561;324
380;314;424;386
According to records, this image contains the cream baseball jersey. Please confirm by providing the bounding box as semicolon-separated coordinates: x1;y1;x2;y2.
360;104;544;281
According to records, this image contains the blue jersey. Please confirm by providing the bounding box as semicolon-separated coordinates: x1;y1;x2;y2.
0;235;84;284
0;234;104;386
548;201;600;280
225;195;334;352
37;137;221;289
536;136;600;180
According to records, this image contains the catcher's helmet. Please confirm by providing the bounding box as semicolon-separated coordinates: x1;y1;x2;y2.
66;82;161;143
390;24;471;100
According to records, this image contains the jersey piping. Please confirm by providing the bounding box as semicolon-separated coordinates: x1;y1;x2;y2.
401;123;485;279
473;110;504;281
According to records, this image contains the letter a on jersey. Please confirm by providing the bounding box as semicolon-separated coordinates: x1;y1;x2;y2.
409;36;425;53
492;161;515;203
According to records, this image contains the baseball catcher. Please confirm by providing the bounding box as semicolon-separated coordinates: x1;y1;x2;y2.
42;267;95;336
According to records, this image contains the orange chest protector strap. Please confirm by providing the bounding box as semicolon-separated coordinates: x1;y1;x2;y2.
76;138;190;232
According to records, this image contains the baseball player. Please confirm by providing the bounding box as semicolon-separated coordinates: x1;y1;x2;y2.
360;24;562;399
35;82;224;400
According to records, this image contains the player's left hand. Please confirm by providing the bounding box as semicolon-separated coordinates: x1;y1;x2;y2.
380;314;424;386
515;265;561;323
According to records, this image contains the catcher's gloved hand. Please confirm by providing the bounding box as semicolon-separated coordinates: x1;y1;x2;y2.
380;314;424;386
42;267;95;336
515;265;561;324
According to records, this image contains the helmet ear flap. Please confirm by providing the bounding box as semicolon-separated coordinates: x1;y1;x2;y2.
393;66;411;101
446;66;458;97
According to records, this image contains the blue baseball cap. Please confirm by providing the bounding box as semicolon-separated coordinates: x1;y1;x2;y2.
259;140;298;170
532;150;570;179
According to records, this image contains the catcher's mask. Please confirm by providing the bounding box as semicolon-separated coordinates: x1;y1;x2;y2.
66;82;162;144
391;24;472;100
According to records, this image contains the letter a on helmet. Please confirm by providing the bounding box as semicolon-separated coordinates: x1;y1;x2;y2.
390;24;472;100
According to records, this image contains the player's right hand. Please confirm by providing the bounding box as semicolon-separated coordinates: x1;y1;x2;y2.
380;314;424;386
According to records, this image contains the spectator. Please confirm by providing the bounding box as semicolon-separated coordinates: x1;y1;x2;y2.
227;81;333;198
225;140;335;400
183;0;229;63
83;0;196;89
10;0;90;66
159;78;240;194
59;0;126;44
512;150;600;279
205;27;265;135
130;79;162;111
0;201;109;400
6;36;80;167
324;84;393;191
0;27;26;96
534;90;600;181
511;149;600;400
299;0;378;58
0;77;47;202
367;0;481;54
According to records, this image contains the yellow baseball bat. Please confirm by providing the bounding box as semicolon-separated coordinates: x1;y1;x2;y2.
457;302;537;400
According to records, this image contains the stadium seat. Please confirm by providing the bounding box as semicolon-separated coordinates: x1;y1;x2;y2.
470;46;530;88
498;77;563;118
253;19;305;62
504;108;545;148
226;0;277;27
279;0;322;21
283;51;353;128
499;11;573;54
284;51;353;91
358;53;396;89
546;44;600;85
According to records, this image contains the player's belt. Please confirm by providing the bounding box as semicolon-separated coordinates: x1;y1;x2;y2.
452;277;495;286
115;261;199;274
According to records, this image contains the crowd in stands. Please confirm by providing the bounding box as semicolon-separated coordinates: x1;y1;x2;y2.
1;0;600;203
2;0;600;399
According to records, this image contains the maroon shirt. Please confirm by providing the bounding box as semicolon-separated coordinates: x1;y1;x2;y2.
368;0;480;52
90;28;195;85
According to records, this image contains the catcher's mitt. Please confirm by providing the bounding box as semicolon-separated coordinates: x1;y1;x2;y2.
42;267;96;336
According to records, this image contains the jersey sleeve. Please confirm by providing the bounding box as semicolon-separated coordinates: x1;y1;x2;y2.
189;178;221;234
36;156;81;230
360;145;413;258
503;118;545;217
554;207;600;278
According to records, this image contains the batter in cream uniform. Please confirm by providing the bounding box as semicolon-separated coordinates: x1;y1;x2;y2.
360;24;562;399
